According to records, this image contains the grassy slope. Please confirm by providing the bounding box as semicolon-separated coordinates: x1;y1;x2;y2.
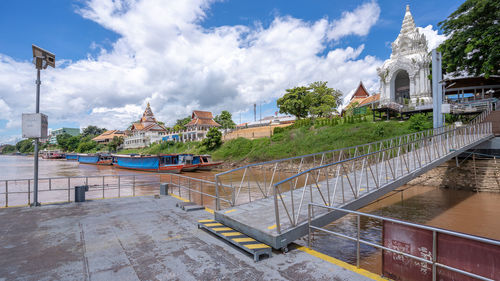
115;116;432;163
212;120;415;162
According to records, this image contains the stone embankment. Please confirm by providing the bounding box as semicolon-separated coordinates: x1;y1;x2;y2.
408;158;500;193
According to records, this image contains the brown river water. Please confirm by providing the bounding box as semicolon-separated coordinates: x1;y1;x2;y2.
2;155;500;275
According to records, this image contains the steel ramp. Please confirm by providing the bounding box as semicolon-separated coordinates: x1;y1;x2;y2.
197;219;272;262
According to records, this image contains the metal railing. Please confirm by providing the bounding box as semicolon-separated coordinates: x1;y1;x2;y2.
214;122;493;211
0;173;163;207
469;101;495;125
167;173;232;210
307;203;499;281
271;122;492;234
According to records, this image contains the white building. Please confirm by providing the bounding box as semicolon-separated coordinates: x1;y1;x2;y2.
377;5;432;106
162;110;220;142
123;103;167;149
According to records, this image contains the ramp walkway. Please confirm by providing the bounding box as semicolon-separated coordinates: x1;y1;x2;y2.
213;122;493;250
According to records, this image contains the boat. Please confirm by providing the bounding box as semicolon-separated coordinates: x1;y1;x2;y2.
179;154;200;172
41;150;65;159
114;154;183;173
195;155;223;171
77;153;113;165
65;153;78;161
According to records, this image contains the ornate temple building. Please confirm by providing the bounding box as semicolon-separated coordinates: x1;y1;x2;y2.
163;110;220;142
377;5;432;106
123;103;168;149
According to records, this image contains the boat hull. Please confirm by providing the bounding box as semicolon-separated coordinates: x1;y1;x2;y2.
114;164;182;174
181;164;200;172
198;162;222;171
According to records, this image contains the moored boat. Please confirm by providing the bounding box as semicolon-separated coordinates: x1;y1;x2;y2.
196;155;222;171
65;153;78;161
179;154;200;172
41;150;65;159
114;154;183;173
77;154;113;165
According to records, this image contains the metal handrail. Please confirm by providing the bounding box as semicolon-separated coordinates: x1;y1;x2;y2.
214;123;474;209
307;203;499;281
271;122;492;233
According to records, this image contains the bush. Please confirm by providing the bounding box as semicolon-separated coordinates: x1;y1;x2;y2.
408;114;432;132
273;126;286;134
202;128;222;151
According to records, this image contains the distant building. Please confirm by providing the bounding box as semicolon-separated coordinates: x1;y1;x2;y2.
123;103;168;149
163;110;220;142
49;127;80;144
92;130;127;144
344;82;380;115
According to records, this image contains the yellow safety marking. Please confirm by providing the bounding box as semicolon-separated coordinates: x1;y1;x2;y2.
212;227;232;231
267;224;277;230
297;246;388;281
205;207;214;214
221;232;242;237
204;223;222;227
233;237;256;243
224;209;237;214
360;188;366;191
244;243;271;249
198;219;214;223
170;193;189;202
163;235;182;241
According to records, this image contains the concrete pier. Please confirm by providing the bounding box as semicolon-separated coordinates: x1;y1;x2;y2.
0;196;378;280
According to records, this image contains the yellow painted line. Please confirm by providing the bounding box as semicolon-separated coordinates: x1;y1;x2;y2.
232;237;256;243
170;193;189;202
297;246;388;281
224;209;237;214
0;204;29;209
163;235;182;241
204;223;222;227
360;188;366;191
267;224;277;230
221;232;242;237
205;207;214;214
198;219;214;223
244;243;270;249
212;227;232;231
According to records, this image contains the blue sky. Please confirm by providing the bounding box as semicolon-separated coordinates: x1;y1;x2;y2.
0;0;463;144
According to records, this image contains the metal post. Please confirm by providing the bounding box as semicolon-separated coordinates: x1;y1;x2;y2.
67;178;70;202
308;204;311;247
102;176;105;199
188;178;191;202
32;68;41;207
5;181;8;208
49;178;51;191
28;179;31;205
133;176;136;197
356;214;360;268
432;230;437;281
432;49;444;129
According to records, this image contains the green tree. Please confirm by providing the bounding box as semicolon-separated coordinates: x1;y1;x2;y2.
308;81;343;117
107;136;124;152
277;86;311;119
174;116;192;131
81;126;106;138
202;127;222;151
214;110;236;129
16;139;34;153
56;133;72;151
76;141;97;153
438;0;500;78
1;145;16;154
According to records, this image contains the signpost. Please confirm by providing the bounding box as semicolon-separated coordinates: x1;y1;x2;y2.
21;45;55;207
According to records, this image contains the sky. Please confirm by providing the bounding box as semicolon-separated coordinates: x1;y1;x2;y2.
0;0;462;144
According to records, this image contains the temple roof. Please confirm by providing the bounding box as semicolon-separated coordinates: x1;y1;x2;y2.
390;5;428;58
186;110;221;127
131;103;167;132
92;130;126;142
351;81;370;100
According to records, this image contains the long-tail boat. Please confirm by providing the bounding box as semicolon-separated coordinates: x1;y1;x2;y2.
179;154;200;172
113;154;183;173
77;154;113;165
195;155;223;171
65;153;78;161
41;150;65;159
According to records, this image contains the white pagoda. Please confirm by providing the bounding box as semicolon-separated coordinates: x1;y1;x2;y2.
377;5;432;106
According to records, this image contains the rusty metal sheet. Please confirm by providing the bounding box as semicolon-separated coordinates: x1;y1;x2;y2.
437;232;500;280
382;221;433;281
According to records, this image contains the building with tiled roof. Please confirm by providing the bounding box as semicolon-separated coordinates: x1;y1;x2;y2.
124;103;168;149
344;82;380;115
163;110;221;143
92;130;127;144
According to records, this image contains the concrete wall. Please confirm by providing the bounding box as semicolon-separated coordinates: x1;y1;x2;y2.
223;123;292;141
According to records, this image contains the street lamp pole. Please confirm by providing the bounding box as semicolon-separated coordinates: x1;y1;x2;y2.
33;64;41;206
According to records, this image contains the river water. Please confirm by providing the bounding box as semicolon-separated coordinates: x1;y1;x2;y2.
2;155;500;274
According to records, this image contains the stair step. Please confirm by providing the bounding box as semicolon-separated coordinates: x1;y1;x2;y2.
198;219;272;262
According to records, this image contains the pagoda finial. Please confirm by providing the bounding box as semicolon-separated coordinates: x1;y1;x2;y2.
147;102;150;107
406;4;410;12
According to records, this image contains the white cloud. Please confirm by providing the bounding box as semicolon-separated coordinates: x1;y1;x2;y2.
0;0;383;140
327;1;381;41
418;25;448;51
